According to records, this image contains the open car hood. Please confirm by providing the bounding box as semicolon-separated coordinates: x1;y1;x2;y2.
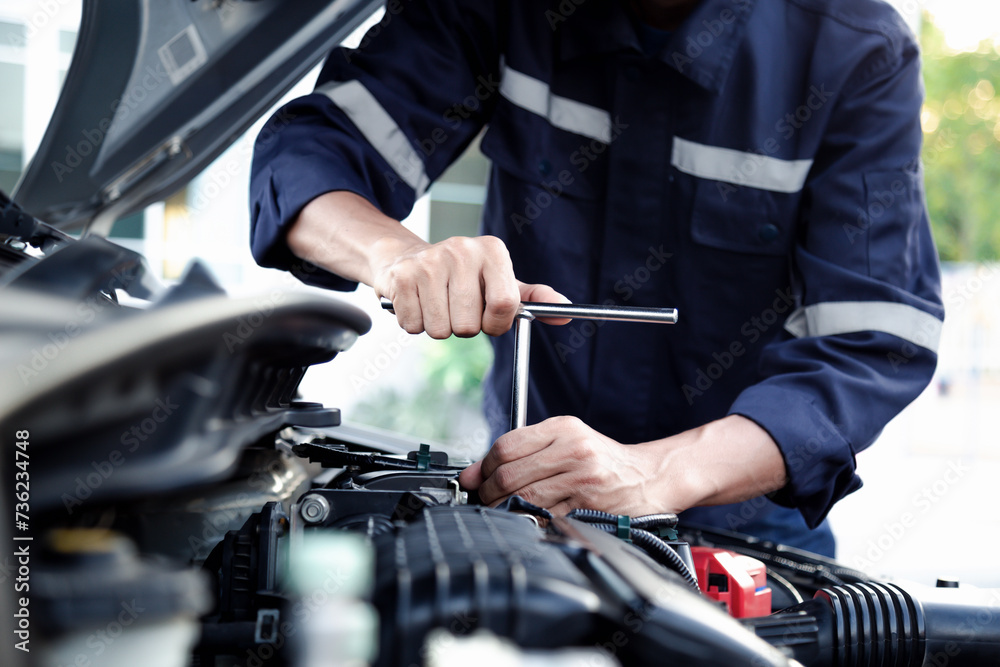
11;0;381;232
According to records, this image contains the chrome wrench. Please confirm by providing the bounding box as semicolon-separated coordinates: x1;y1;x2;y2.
380;298;678;431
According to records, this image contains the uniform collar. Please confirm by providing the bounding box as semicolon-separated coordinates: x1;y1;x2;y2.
556;0;642;59
557;0;757;95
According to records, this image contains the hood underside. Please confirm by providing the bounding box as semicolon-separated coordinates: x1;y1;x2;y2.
12;0;382;232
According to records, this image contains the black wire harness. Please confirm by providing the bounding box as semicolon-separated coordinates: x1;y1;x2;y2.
566;509;698;589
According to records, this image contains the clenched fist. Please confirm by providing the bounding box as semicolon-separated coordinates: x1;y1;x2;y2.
289;191;569;338
372;235;568;338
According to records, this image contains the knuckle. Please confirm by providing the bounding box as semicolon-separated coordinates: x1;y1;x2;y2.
477;484;497;505
412;263;434;283
493;465;518;494
488;293;519;315
390;270;416;291
438;244;462;266
425;326;451;340
452;322;480;338
553;415;583;430
453;236;478;253
570;439;597;461
481;235;508;255
489;440;513;465
481;325;502;337
442;237;478;264
401;321;424;335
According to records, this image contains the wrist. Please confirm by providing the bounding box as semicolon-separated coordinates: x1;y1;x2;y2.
641;415;789;514
632;440;702;515
287;190;425;287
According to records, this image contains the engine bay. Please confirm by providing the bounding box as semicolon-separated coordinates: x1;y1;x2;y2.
2;237;998;667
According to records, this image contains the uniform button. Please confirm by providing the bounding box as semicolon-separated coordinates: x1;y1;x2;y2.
538;158;552;176
624;65;641;82
758;223;780;242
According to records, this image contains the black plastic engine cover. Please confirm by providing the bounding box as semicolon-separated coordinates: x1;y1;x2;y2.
370;506;602;666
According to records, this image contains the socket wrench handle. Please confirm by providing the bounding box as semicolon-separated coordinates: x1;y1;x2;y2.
380;298;677;324
379;298;678;430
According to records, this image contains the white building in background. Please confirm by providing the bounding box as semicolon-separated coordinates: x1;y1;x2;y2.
0;1;79;195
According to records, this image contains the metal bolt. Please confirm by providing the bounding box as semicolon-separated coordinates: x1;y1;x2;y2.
299;495;331;524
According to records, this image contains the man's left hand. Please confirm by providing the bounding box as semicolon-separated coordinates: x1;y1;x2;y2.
458;416;674;518
458;414;789;518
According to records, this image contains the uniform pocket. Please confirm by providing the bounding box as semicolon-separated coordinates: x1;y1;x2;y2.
481;99;607;202
862;169;923;287
689;177;800;257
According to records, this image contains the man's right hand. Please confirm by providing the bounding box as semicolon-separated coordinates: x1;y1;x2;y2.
287;191;568;338
372;234;524;338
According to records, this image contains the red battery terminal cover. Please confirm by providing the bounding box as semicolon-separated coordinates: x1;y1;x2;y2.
690;546;771;618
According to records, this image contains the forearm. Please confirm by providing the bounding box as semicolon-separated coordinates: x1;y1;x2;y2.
639;415;788;512
286;190;428;288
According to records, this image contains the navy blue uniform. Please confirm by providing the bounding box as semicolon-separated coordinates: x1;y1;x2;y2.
250;0;943;556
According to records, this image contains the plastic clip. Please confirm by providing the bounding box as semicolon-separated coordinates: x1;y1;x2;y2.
617;515;632;543
416;443;431;471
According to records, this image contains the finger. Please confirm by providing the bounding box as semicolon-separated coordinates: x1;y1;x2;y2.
457;459;483;490
417;272;453;339
518;282;572;325
547;500;576;518
448;262;484;338
487;473;575;511
479;424;558;482
479;238;520;336
385;284;424;334
478;445;573;505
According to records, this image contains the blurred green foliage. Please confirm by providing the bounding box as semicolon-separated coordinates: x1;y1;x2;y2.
920;17;1000;260
349;334;493;447
420;330;493;395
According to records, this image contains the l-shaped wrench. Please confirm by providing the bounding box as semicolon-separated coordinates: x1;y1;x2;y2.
380;298;678;431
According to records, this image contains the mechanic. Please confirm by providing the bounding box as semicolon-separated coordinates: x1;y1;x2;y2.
249;0;943;556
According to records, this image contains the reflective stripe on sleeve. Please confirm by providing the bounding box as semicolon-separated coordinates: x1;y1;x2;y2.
317;80;430;196
784;301;942;352
500;64;612;143
671;136;813;193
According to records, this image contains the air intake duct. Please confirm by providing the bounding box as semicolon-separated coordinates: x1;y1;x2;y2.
743;581;1000;666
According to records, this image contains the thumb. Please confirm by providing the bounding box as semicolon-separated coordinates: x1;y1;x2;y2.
517;281;572;325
